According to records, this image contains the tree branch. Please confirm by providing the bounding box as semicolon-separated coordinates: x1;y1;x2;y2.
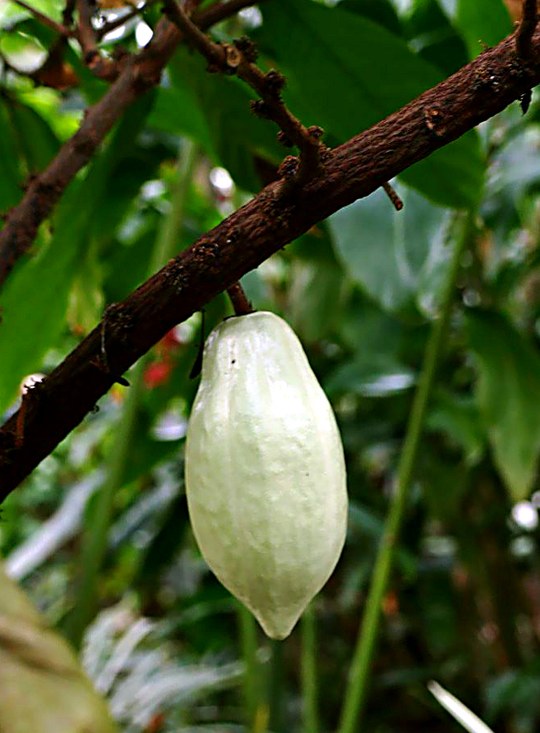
0;0;261;286
75;0;123;80
0;27;540;497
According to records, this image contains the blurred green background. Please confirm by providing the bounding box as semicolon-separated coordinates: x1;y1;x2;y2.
2;0;540;731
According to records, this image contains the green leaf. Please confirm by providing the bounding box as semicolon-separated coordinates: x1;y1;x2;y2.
427;390;485;464
467;310;540;500
0;99;24;212
337;0;402;35
257;0;485;207
148;84;214;152
4;96;60;173
288;260;347;342
403;0;469;75
0;94;156;413
444;0;512;59
329;186;451;313
168;51;283;190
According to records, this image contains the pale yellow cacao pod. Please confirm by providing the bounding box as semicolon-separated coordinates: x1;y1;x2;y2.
185;311;348;640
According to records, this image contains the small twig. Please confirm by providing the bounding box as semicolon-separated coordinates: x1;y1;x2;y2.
164;0;226;65
11;0;71;36
516;0;538;59
76;0;98;58
382;182;404;211
163;0;324;188
96;2;155;41
227;282;254;316
75;0;124;79
62;0;77;28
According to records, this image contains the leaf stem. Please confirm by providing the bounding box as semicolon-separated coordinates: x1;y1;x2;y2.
337;212;473;733
64;141;198;647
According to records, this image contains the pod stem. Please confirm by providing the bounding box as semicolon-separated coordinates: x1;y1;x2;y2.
227;281;254;316
337;211;474;733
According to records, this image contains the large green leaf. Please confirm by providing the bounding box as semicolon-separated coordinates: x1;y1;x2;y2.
329;186;451;313
4;96;60;173
148;84;214;152
0;95;156;413
403;0;469;75
439;0;512;59
337;0;402;34
257;0;485;207
0;100;24;213
168;50;283;190
467;310;540;501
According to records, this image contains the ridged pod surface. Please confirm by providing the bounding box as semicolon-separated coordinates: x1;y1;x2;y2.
185;311;348;639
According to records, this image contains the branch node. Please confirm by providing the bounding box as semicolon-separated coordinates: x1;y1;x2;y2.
224;43;242;71
307;125;324;140
250;99;273;119
277;131;294;148
234;35;258;63
264;69;286;97
424;106;445;137
277;155;300;179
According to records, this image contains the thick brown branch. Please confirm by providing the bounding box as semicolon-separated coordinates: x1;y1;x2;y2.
1;26;540;497
0;0;259;285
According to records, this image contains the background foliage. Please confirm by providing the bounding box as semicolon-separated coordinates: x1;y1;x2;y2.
2;0;540;731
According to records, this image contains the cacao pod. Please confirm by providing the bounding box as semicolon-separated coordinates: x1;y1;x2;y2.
185;311;348;639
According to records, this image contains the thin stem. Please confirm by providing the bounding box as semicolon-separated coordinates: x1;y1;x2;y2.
267;639;284;733
337;212;474;733
301;604;319;733
64;142;198;648
11;0;71;35
238;604;262;732
382;182;403;211
227;281;254;315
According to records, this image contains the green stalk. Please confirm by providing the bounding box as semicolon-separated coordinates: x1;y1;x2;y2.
267;638;284;733
238;604;262;732
301;604;319;733
65;141;198;648
337;212;473;733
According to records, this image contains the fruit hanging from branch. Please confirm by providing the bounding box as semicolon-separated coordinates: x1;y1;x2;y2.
185;311;348;639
